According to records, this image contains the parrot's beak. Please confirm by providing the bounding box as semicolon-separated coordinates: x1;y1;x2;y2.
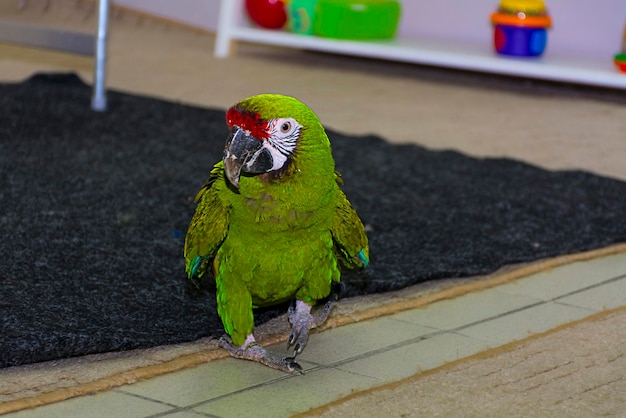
223;128;273;189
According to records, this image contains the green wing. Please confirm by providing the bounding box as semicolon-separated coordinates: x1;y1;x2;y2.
184;161;230;279
331;173;369;269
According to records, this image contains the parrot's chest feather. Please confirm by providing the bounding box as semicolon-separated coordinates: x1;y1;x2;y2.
235;176;333;229
241;193;318;228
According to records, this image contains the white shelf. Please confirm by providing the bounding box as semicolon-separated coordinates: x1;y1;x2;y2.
215;1;626;90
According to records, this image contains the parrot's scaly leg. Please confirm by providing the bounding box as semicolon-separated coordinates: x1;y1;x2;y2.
287;299;334;356
219;334;303;374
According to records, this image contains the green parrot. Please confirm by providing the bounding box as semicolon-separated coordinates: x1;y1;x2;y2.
184;94;369;373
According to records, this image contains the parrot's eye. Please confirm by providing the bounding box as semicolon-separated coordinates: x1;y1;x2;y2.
271;118;300;139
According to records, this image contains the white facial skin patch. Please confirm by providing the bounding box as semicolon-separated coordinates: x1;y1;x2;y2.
255;117;301;172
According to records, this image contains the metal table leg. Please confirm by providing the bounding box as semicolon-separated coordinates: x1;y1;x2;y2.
91;0;110;111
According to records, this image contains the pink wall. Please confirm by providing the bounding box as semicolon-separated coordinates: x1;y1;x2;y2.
113;0;219;32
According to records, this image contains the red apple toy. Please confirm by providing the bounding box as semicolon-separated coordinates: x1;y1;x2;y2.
246;0;288;29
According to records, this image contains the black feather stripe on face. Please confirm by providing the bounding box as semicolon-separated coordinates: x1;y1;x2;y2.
266;118;300;159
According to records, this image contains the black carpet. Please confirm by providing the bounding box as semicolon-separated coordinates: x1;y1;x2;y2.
1;73;625;368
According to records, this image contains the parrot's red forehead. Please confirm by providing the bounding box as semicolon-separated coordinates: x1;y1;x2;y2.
225;107;270;139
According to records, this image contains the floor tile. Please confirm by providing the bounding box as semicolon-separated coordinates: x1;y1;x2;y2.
147;411;213;418
496;253;626;301
457;302;593;345
555;276;626;311
338;332;492;382
390;288;541;331
296;316;437;365
120;356;288;407
3;391;171;418
192;367;379;418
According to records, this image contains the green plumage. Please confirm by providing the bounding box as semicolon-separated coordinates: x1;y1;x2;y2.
184;94;368;347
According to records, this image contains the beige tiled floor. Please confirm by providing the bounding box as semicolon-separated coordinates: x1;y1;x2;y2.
5;253;625;418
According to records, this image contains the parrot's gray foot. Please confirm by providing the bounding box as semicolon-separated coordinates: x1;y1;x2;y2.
287;299;334;356
219;335;303;374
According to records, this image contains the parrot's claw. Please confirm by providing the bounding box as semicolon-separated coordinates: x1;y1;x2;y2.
287;299;334;357
219;336;303;374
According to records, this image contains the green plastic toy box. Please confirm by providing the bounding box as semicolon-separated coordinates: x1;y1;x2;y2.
313;0;402;40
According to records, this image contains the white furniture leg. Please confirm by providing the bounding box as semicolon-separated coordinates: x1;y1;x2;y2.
214;0;238;58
